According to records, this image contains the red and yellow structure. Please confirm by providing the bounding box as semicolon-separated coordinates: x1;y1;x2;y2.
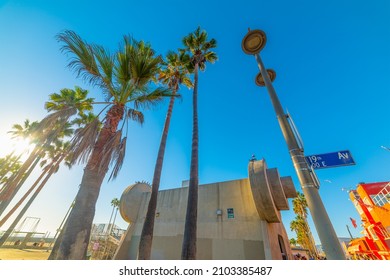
348;181;390;260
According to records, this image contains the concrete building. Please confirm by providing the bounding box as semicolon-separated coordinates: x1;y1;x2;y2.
114;159;297;260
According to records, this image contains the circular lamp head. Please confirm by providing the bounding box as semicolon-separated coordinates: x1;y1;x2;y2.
255;69;276;86
242;29;267;55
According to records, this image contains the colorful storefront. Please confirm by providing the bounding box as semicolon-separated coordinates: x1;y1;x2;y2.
348;182;390;260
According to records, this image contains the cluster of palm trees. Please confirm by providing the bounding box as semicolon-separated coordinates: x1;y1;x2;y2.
0;27;217;260
0;87;95;246
289;191;318;259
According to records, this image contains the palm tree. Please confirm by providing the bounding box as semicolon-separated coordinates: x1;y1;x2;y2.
180;27;217;260
0;141;71;246
108;198;120;235
292;191;308;218
291;191;317;258
289;238;297;247
138;50;192;260
99;197;120;260
0;87;93;215
0;141;70;228
52;30;170;260
0;155;22;186
106;198;118;236
0;120;41;215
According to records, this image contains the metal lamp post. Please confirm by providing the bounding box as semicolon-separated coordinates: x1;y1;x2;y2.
242;29;346;260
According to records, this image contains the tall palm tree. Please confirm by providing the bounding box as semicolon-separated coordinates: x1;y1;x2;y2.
100;197;120;259
180;27;217;260
52;30;170;260
0;141;70;228
106;198;117;237
0;141;71;246
0;86;92;215
138;50;192;260
290;217;313;252
108;198;120;235
0;120;41;215
0;109;84;216
291;192;317;258
292;191;308;218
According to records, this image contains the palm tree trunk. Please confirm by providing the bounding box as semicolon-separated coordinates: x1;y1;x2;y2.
0;162;57;246
138;93;176;260
101;205;115;260
0;167;49;227
48;199;74;259
0;153;22;183
0;145;42;200
182;64;199;260
54;104;124;260
107;206;115;235
0;154;42;216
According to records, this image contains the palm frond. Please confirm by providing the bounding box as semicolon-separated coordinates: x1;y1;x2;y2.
126;108;144;125
181;76;193;89
133;87;173;110
56;30;105;89
108;136;127;181
37;108;77;137
97;130;122;173
204;51;218;63
91;44;115;94
68;118;101;165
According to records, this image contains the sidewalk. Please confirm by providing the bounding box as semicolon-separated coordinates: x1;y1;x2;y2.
0;248;50;260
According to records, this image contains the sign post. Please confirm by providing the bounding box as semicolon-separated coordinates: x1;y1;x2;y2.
242;28;347;259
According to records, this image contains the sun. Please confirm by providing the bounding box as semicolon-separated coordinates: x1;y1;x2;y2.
0;135;35;158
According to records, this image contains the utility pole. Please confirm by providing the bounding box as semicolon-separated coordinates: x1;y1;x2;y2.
242;28;346;259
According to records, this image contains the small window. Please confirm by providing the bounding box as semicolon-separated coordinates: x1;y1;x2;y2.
227;208;234;219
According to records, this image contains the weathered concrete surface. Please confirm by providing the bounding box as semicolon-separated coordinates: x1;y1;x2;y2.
248;159;280;222
115;160;296;260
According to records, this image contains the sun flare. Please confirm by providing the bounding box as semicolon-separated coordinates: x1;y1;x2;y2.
0;136;35;158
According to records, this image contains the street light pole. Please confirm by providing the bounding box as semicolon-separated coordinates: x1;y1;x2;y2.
242;29;346;260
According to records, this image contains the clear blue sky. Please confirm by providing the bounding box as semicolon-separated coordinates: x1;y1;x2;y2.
0;0;389;246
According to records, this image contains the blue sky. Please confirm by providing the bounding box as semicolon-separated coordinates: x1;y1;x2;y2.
0;0;389;246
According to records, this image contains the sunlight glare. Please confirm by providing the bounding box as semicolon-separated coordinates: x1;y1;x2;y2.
0;136;35;158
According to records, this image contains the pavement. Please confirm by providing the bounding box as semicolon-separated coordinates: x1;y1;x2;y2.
0;248;50;260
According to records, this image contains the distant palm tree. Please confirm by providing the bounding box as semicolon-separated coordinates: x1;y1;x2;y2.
292;191;308;218
52;30;170;260
0;87;93;216
138;50;192;260
108;198;120;235
180;27;217;260
0;141;71;246
291;192;317;258
100;197;120;259
0;120;41;215
0;155;22;186
289;238;297;247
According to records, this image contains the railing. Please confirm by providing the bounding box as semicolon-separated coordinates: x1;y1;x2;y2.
372;182;390;207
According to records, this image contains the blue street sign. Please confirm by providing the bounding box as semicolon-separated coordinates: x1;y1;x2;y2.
305;150;356;169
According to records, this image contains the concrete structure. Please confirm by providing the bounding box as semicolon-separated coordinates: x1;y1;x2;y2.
114;159;297;260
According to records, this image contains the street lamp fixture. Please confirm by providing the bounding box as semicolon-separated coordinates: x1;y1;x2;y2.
242;29;267;55
242;28;346;260
255;69;276;87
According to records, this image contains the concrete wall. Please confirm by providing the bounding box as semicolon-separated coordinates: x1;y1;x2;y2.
115;162;295;260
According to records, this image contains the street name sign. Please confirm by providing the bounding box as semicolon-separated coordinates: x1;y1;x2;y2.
305;150;356;170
